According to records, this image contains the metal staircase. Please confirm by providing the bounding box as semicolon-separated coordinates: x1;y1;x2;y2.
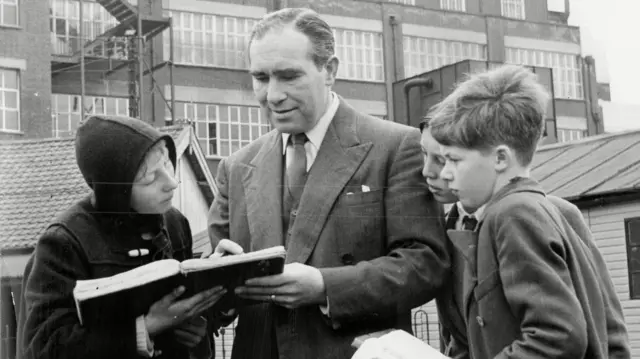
52;0;174;122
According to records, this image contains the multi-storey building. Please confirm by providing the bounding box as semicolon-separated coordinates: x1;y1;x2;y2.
0;0;602;174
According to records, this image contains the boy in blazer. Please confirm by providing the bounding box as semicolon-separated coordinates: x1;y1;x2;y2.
428;64;621;359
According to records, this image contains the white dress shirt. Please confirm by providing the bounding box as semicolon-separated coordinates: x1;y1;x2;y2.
281;91;340;170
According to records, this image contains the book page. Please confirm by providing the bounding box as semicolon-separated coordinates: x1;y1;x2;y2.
377;330;450;359
180;246;286;273
73;259;181;301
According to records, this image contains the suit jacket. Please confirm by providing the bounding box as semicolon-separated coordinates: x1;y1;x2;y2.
207;99;449;359
437;195;630;359
547;195;630;359
461;177;613;359
435;204;469;359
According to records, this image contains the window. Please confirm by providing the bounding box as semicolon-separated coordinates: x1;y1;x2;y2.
501;0;525;19
171;102;271;157
164;11;255;69
333;29;384;82
547;0;566;12
625;217;640;299
0;68;20;132
440;0;466;12
49;0;126;58
51;94;129;137
403;36;487;78
0;0;18;26
557;128;586;143
505;48;583;99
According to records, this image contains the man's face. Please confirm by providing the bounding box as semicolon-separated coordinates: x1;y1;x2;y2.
130;142;178;214
420;129;458;204
249;26;336;134
440;145;496;211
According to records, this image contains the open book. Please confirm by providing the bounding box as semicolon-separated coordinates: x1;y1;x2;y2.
73;246;286;326
351;329;450;359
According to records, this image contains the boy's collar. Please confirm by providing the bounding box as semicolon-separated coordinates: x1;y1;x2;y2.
483;176;545;211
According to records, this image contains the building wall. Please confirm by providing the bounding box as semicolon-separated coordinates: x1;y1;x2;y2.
582;201;640;357
0;0;52;140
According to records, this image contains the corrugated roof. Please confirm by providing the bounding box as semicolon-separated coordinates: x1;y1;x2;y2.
533;129;640;200
0;127;187;251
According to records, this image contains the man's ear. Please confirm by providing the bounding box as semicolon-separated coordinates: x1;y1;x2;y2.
324;56;339;86
494;145;512;173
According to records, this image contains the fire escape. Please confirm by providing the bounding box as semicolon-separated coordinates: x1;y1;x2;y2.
52;0;176;123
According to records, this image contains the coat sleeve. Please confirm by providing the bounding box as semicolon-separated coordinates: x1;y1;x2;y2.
19;226;139;359
492;201;588;359
318;128;450;326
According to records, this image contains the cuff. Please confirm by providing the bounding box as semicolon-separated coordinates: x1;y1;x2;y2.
136;315;155;358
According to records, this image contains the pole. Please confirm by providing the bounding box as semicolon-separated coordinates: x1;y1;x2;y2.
169;16;175;123
137;1;144;122
79;0;85;123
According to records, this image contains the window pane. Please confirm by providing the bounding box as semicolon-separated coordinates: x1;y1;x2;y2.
4;110;19;130
2;4;18;26
4;91;17;108
3;70;18;89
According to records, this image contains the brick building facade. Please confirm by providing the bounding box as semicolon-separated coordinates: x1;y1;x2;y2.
1;0;602;173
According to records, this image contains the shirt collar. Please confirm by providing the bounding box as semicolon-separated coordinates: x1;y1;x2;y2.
282;91;339;154
457;202;486;222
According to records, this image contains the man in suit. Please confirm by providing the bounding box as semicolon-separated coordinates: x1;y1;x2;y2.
207;7;449;359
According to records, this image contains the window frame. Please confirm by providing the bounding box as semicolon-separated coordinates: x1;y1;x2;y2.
332;28;385;83
0;67;20;132
163;10;255;70
624;217;640;299
505;47;584;100
170;102;272;158
501;0;526;20
0;0;19;27
51;94;129;138
402;35;487;78
440;0;466;12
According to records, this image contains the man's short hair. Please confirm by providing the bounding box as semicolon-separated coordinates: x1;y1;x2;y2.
247;8;335;69
428;64;550;166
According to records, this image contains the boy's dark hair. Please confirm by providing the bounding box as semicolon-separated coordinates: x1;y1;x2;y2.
428;65;550;166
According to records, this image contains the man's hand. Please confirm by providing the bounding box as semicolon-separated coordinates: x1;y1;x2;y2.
234;263;326;309
145;286;226;337
201;239;244;259
173;316;208;348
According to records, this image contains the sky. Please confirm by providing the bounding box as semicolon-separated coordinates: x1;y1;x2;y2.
568;0;640;105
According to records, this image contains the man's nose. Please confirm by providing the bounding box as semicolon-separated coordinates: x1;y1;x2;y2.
266;79;287;104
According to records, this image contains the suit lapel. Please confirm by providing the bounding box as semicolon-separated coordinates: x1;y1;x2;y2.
243;132;285;251
446;229;479;322
285;101;372;264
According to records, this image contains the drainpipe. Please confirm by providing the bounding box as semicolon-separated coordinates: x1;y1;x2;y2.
403;78;433;126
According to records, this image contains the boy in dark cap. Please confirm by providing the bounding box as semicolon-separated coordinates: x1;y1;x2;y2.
17;115;226;359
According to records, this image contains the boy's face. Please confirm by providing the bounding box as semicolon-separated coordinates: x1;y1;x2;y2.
440;145;497;211
420;129;458;204
130;141;179;214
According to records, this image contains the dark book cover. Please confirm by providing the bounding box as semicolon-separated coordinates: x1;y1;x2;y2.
76;253;286;327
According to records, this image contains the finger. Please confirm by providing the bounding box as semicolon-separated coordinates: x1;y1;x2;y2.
161;286;186;304
243;274;289;287
180;286;225;308
184;287;229;317
214;239;244;256
174;329;202;347
235;284;293;296
200;248;212;259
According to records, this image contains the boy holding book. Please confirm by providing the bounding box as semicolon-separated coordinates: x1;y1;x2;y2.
17;115;226;359
427;64;619;359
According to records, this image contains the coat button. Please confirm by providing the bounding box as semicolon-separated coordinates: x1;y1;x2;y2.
341;254;354;265
291;209;298;216
476;316;485;327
